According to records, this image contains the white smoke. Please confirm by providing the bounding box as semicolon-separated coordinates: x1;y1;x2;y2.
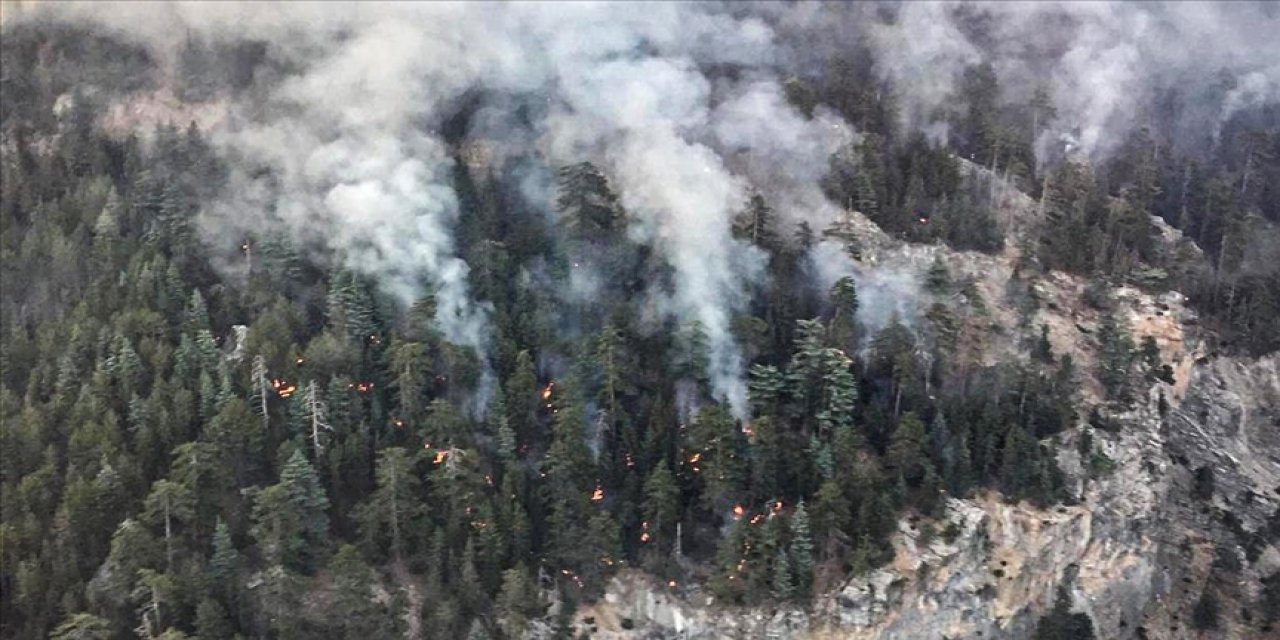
806;240;926;338
16;1;1280;412
20;2;846;416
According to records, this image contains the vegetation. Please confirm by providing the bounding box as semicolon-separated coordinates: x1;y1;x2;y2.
2;16;1277;640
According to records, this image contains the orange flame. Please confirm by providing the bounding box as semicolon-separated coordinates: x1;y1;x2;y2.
591;485;604;503
732;505;745;520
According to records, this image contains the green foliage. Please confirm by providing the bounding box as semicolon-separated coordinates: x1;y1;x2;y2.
12;24;1264;635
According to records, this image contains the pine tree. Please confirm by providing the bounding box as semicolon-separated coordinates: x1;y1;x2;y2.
733;193;779;253
329;545;395;639
51;613;113;640
642;464;680;550
556;162;623;243
495;563;542;638
249;355;272;433
789;502;815;597
828;276;859;354
675;321;711;385
194;598;233;640
296;380;331;459
356;447;425;562
505;350;538;443
1096;311;1135;403
183;290;211;335
887;412;928;485
253;449;330;572
208;518;239;599
143;480;195;570
389;339;429;427
748;364;785;418
772;547;796;600
925;256;951;294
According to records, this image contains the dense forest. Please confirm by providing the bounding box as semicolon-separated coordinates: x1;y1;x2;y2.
2;9;1279;640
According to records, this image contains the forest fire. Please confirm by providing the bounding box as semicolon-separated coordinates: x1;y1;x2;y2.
591;485;605;503
640;521;651;543
732;505;745;520
541;382;555;408
271;379;297;398
559;568;584;589
433;450;448;465
349;381;374;394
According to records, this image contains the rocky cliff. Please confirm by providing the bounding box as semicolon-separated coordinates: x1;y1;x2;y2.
556;193;1280;639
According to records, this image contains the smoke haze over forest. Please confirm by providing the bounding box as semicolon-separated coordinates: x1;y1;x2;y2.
7;1;1276;412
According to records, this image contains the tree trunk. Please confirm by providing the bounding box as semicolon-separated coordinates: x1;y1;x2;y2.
164;495;173;570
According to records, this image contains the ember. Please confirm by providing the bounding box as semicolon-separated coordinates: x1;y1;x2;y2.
271;379;297;398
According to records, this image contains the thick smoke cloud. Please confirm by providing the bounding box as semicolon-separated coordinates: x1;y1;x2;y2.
859;2;1280;160
15;1;1277;415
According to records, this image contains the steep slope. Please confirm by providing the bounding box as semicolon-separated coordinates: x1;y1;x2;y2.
559;175;1279;640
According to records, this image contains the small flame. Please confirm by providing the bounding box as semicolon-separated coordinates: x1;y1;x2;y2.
750;514;765;525
433;450;448;464
271;379;297;398
591;485;605;503
732;505;745;520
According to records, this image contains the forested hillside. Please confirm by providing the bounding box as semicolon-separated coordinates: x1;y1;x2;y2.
1;5;1278;640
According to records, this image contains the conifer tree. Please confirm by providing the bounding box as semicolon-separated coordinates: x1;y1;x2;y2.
772;547;796;600
789;502;815;597
208;518;240;598
356;447;425;562
887;412;928;485
643;464;680;550
1096;311;1135;403
828;276;859;354
142;480;195;570
748;364;785;418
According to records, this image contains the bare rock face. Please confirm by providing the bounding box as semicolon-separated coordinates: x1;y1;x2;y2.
558;192;1279;640
563;355;1278;640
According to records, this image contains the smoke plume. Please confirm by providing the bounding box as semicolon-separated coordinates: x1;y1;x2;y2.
14;1;1278;415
